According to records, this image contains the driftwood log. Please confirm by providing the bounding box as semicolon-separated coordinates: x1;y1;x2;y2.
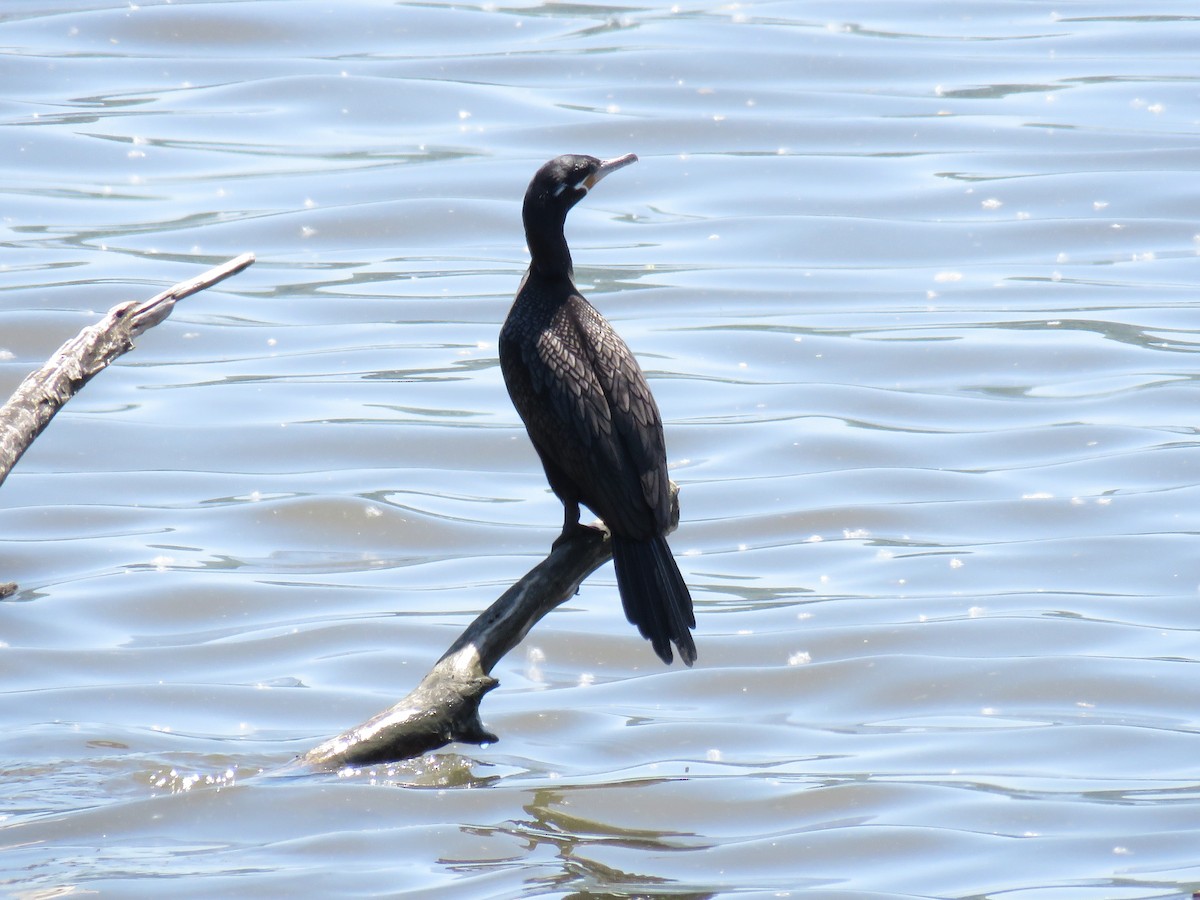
285;484;682;773
288;526;611;771
0;253;256;597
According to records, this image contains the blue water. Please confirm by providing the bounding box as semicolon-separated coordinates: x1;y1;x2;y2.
2;2;1199;897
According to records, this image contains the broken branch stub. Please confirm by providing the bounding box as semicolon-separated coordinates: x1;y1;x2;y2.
0;253;255;490
0;253;256;599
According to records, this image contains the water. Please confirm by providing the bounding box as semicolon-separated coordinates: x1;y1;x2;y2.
2;1;1199;896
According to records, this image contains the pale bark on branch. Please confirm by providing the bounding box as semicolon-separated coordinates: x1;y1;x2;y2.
0;251;681;767
285;485;682;773
0;252;256;597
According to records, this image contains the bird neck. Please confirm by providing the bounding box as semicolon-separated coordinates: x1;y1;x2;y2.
523;201;574;281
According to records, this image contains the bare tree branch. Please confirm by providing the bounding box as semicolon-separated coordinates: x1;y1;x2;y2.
285;485;682;772
0;253;255;490
0;253;256;597
0;251;683;770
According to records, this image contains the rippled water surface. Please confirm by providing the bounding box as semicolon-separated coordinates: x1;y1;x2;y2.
3;2;1199;897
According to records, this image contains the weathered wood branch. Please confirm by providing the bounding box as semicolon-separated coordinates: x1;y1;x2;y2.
0;253;256;597
0;252;255;489
0;251;680;769
286;485;682;772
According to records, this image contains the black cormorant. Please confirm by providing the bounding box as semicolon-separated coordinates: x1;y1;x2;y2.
499;153;696;666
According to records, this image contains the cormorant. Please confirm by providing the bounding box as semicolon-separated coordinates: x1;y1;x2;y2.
499;153;696;666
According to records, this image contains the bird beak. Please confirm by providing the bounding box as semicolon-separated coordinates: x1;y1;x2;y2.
583;153;638;190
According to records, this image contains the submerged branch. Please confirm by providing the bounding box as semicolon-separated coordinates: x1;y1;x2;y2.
287;485;681;772
0;253;256;595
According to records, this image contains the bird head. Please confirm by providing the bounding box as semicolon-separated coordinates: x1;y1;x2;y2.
523;153;638;219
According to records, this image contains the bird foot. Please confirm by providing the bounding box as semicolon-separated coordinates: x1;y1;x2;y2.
552;521;600;549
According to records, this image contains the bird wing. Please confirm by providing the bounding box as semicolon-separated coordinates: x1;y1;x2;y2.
522;296;670;538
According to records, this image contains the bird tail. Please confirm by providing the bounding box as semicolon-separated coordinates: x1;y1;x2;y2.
611;535;697;666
